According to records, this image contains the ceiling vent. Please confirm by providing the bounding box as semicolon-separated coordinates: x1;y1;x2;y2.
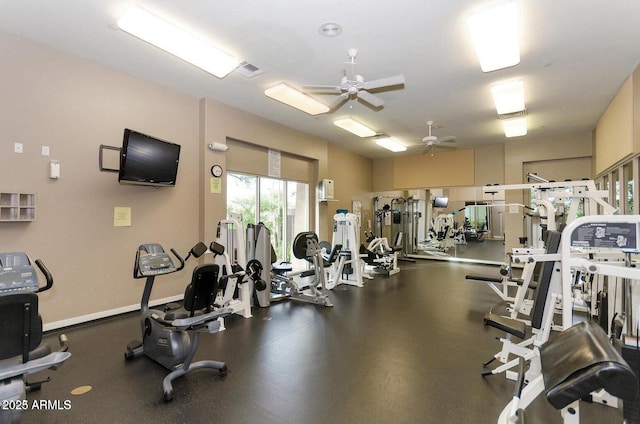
234;61;264;78
498;109;527;120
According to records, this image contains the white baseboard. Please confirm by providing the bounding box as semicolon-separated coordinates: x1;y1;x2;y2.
43;294;184;332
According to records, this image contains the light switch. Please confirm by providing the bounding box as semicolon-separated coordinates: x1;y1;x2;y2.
14;143;23;153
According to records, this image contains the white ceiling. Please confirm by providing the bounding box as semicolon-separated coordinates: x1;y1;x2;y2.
1;0;639;159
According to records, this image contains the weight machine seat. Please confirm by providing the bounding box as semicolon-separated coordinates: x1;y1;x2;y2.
540;320;637;410
293;232;341;268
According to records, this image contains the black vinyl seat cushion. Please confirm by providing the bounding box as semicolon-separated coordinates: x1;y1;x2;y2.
540;320;638;409
0;292;42;362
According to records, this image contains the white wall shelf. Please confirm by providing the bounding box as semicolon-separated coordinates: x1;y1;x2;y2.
0;192;36;222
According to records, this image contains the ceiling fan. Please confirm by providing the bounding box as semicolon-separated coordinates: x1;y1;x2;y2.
421;121;457;155
303;48;405;111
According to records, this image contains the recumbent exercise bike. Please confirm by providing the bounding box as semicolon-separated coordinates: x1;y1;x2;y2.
124;243;233;402
0;252;70;424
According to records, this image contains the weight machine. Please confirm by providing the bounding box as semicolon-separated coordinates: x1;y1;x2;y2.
325;210;369;288
246;222;274;307
270;232;336;307
211;216;252;318
373;196;421;258
360;231;401;275
483;176;615;249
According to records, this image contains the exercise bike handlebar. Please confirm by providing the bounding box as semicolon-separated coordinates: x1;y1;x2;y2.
170;248;185;272
34;259;53;293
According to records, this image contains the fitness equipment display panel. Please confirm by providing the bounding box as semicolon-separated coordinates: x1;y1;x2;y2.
0;252;39;293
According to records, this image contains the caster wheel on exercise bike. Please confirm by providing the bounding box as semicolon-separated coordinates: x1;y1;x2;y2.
163;389;174;403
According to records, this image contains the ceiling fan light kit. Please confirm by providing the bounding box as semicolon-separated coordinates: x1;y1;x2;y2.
117;6;240;78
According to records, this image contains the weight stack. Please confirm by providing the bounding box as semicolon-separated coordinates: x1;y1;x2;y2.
247;223;272;308
622;343;640;424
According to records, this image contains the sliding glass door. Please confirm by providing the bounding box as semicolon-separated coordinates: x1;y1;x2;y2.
227;172;309;265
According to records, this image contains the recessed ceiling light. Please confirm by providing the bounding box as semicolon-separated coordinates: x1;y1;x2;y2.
319;22;342;37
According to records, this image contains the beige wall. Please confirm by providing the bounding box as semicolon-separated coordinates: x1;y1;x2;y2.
0;32;201;325
373;143;504;191
474;143;505;186
326;144;374;243
393;149;475;189
593;63;640;178
594;74;634;175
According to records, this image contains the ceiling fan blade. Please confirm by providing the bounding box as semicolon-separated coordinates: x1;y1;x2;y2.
303;84;342;93
328;92;349;110
357;90;384;108
437;143;458;149
363;74;405;90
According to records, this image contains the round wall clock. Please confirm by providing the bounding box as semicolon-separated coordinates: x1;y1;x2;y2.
211;164;223;177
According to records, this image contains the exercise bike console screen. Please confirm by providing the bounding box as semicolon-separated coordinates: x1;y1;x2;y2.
0;252;39;293
136;244;177;277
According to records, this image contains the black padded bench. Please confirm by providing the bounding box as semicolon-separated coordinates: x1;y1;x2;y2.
483;230;562;341
540;320;637;410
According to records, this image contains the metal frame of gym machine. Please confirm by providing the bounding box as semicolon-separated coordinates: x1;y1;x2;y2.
372;196;419;260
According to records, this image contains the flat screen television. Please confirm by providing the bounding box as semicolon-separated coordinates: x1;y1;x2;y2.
118;129;181;187
432;196;449;208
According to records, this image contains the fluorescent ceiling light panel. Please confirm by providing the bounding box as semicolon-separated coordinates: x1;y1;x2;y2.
376;137;407;152
491;79;525;114
467;1;520;72
502;117;527;137
118;6;240;78
264;83;330;115
333;118;377;137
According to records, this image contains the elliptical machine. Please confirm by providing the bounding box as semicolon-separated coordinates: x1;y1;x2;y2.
0;252;71;424
124;243;232;402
